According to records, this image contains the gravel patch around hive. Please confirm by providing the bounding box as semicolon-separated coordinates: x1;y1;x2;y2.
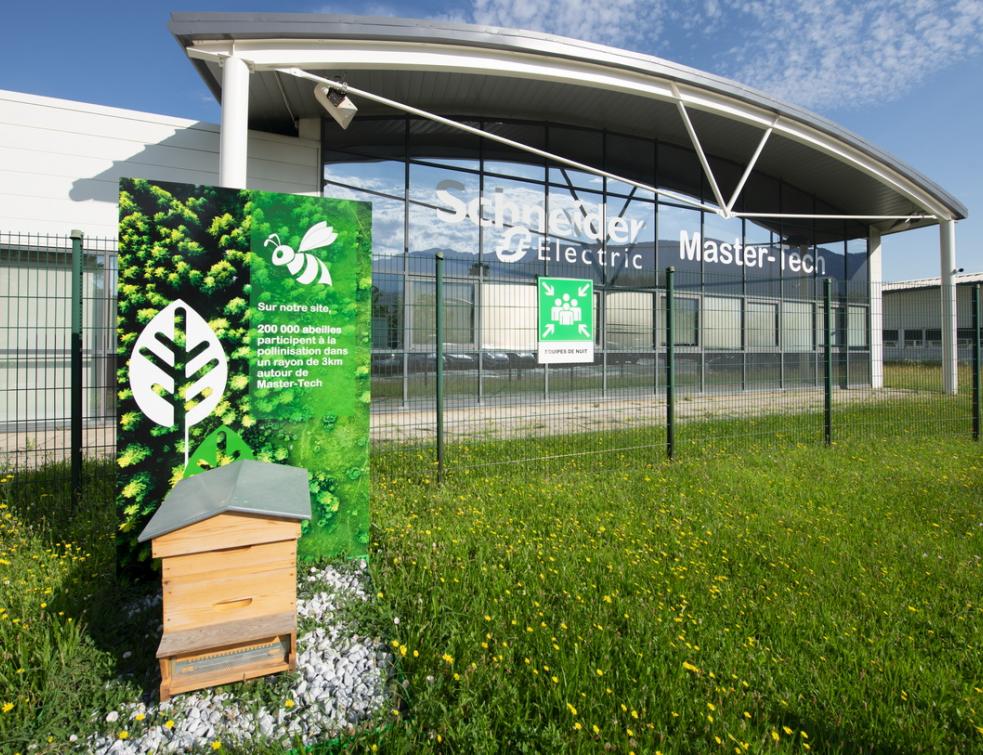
83;561;393;753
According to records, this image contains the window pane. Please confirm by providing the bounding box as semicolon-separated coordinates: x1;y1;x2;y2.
606;197;655;288
702;212;744;295
547;186;605;284
849;306;868;348
323;159;405;274
704;296;741;350
548;126;603;191
747;301;778;348
408;163;479;278
783;301;814;352
657;204;701;289
658;295;698;346
482;121;546;181
605;291;653;351
409;281;475;348
746;220;781;298
606;133;655;199
482;282;536;350
481;176;545;281
846;236;868;302
372;273;403;349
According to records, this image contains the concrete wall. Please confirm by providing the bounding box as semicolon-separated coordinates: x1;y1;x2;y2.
0;89;321;239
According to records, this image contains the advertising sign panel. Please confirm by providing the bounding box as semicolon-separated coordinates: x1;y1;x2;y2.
116;179;371;568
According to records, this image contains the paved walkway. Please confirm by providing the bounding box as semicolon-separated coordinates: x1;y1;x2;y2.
0;387;918;469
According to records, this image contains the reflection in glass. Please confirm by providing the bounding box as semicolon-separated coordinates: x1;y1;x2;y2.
409;163;479;278
605;291;653;351
702;213;744;295
704;296;741;350
658;295;699;346
747;301;778;348
606;197;655;288
410;281;475;348
658;204;701;289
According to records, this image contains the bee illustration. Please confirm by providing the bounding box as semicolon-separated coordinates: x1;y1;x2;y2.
263;221;338;286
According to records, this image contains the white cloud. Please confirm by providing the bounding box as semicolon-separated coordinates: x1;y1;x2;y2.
469;0;666;49
715;0;983;110
442;0;982;111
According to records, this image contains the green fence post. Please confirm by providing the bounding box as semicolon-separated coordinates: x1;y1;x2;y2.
972;284;980;441
435;253;445;483
70;229;84;512
666;266;675;461
823;277;833;446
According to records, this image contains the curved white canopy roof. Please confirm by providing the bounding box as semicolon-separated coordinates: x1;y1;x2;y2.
170;12;967;237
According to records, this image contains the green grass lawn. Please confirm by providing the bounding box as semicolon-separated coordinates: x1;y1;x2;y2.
1;401;981;753
366;420;982;753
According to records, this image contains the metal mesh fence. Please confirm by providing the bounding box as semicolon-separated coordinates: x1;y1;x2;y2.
1;232;117;498
1;230;980;490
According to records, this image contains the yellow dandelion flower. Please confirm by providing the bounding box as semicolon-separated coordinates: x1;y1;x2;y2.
592;724;600;735
682;661;700;674
595;668;604;676
211;742;222;751
284;699;295;709
566;703;578;716
164;720;175;729
118;731;129;740
573;722;582;731
134;713;145;722
771;730;780;742
2;702;13;713
442;653;454;665
782;726;793;735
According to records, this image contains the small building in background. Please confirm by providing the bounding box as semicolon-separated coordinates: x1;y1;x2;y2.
883;273;983;363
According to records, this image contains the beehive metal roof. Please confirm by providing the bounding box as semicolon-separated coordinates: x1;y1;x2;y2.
138;459;312;543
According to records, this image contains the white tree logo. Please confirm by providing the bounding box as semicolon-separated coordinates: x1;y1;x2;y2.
128;299;228;466
263;221;337;286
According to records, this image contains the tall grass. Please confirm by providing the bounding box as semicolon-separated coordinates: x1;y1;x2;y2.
2;399;981;752
367;429;982;752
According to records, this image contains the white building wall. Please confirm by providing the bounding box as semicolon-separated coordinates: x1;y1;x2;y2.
883;285;976;362
0;89;321;239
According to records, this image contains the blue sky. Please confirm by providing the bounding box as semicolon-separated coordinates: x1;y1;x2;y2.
3;0;980;281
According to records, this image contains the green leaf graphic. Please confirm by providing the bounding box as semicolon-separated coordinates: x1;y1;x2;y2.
184;425;255;478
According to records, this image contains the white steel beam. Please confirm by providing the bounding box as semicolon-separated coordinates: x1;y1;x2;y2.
671;83;728;215
184;38;955;220
725;124;774;214
279;67;719;213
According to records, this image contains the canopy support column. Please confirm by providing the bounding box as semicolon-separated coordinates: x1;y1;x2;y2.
219;55;250;188
869;228;883;389
940;219;958;394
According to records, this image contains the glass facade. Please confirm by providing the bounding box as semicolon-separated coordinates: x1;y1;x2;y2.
323;117;870;405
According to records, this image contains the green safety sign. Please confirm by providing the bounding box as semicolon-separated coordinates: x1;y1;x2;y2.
537;277;594;364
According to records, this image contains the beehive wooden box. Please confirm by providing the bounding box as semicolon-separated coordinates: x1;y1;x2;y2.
138;460;311;701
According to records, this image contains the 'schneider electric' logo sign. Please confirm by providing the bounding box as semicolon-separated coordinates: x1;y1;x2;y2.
433;181;827;275
435;180;647;270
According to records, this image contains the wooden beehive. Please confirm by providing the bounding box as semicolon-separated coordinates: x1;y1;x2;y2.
138;460;311;701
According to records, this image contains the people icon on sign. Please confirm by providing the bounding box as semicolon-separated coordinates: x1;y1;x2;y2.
551;293;582;326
